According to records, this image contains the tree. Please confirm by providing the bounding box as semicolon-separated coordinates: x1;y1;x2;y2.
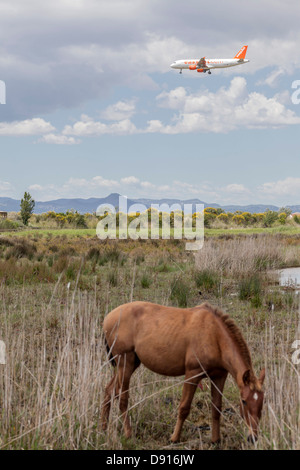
20;192;35;225
263;209;278;227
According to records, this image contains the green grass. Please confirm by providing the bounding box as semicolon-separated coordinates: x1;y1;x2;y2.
1;223;299;240
205;225;300;237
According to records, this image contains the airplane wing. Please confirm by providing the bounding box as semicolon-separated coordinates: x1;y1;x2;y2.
196;57;207;68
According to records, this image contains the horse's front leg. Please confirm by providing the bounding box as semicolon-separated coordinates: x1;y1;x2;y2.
171;370;201;443
210;372;228;444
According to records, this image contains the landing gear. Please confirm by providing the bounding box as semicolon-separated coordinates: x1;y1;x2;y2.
179;69;182;74
208;70;212;75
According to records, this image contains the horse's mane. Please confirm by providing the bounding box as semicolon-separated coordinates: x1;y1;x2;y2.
200;302;252;370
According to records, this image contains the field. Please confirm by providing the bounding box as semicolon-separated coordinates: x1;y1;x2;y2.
0;229;300;450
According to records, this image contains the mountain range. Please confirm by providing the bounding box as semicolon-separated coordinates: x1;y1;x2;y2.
0;194;299;214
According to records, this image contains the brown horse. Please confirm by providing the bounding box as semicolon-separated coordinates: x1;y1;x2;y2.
101;301;265;444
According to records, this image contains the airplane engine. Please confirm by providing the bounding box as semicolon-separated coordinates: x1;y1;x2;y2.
189;64;197;70
197;68;204;73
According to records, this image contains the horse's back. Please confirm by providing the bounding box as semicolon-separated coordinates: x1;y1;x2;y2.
103;301;216;376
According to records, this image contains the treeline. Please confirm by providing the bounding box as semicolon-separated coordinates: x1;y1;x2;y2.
2;206;298;230
203;207;294;227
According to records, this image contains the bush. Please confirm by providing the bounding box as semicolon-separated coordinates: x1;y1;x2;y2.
238;274;262;307
107;269;118;286
0;219;19;230
263;210;278;227
170;277;189;307
278;212;287;225
232;214;245;225
195;269;220;292
6;241;36;260
294;215;300;225
216;213;229;224
141;273;151;289
74;214;87;228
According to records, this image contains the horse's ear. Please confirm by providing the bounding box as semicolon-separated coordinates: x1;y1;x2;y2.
259;368;265;385
242;369;251;386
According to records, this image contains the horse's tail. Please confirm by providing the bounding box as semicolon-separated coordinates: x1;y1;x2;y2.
105;337;117;367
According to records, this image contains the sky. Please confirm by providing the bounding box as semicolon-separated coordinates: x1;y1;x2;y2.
1;0;300;207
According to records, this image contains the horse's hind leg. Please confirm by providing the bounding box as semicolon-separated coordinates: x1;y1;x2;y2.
101;352;140;437
101;373;118;431
171;370;201;443
116;352;140;438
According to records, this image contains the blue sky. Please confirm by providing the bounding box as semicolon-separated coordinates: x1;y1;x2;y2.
1;0;300;206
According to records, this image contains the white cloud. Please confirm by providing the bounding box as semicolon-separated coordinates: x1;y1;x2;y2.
256;68;285;88
6;172;300;206
0;180;13;193
153;77;300;133
101;100;137;121
37;133;81;145
57;77;300;138
3;1;300;119
28;184;43;191
259;177;300;197
121;176;140;185
91;176;119;188
2;77;298;143
0;118;55;136
63;115;138;136
156;87;187;110
224;184;250;194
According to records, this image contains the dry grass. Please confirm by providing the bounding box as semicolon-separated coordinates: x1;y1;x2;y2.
195;234;299;277
0;234;299;449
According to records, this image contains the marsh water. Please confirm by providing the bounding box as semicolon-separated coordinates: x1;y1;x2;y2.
279;267;300;289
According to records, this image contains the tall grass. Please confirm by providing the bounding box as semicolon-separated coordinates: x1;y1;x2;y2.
0;234;299;449
0;283;107;449
195;234;292;277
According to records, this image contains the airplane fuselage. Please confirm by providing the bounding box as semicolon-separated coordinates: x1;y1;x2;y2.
170;46;249;74
170;58;249;71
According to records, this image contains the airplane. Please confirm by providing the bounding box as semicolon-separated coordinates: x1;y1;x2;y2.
170;45;249;74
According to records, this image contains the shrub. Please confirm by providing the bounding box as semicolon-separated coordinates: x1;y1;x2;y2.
106;246;122;263
263;210;278;227
204;211;217;227
170;277;189;307
0;237;15;247
66;265;77;281
238;274;262;307
216;213;229;224
141;273;151;289
195;269;220;292
107;269;118;286
232;214;245;225
74;214;87;228
0;219;19;230
294;215;300;225
6;240;36;260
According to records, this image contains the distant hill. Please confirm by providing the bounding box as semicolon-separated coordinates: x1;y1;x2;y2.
1;193;299;214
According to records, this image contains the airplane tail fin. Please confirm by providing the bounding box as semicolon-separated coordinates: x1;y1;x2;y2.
234;45;248;59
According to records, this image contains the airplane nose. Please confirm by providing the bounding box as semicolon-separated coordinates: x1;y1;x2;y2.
170;62;176;68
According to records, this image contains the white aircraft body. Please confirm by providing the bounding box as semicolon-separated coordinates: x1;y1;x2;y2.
170;45;249;74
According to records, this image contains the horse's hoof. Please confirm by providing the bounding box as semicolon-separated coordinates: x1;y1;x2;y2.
211;440;221;449
101;422;108;431
124;430;132;439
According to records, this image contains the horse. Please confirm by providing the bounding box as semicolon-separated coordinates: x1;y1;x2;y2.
101;301;265;444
